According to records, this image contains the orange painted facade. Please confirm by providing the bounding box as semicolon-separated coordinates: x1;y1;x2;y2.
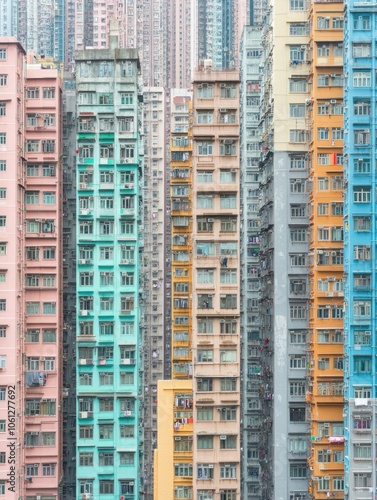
307;2;345;498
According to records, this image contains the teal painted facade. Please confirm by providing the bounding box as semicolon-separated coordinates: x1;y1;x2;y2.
75;41;143;499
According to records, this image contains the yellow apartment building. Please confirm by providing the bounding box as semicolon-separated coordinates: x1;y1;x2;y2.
307;2;345;498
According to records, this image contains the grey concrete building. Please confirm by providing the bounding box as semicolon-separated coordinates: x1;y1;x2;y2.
240;24;263;499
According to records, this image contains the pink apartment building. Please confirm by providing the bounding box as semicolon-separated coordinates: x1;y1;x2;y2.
0;38;62;499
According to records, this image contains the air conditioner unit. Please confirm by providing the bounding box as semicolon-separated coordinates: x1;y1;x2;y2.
122;259;129;264
300;45;306;50
330;99;337;104
80;310;88;316
220;435;227;440
220;319;225;323
324;476;330;480
82;494;90;500
328;277;336;281
79;411;88;418
80;183;86;189
79;259;86;265
208;218;214;222
219;108;227;113
80;209;89;215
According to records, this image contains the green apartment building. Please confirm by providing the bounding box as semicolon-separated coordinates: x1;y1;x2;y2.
75;26;144;499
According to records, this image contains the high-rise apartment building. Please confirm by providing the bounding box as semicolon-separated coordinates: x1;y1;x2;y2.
258;1;310;497
70;0;167;87
142;87;167;498
154;90;193;500
0;0;18;37
0;37;63;499
343;0;377;496
24;54;63;500
194;0;247;69
239;25;263;500
191;68;241;499
167;0;192;88
0;37;26;499
75;31;144;499
307;2;345;498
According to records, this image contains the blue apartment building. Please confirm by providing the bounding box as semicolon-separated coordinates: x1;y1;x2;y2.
344;0;377;495
75;30;144;499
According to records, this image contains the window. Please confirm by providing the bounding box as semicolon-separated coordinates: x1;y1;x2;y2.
318;128;329;140
220;407;236;421
317;17;330;29
354;386;371;398
220;378;236;391
318;43;330;57
197;436;213;450
0;161;5;172
219;140;236;155
290;355;306;368
354;473;371;488
290;0;305;9
197;407;213;421
197;378;213;392
354;357;372;373
119;452;134;465
354;15;370;30
220;170;236;183
353;216;371;232
220;435;237;450
99;480;114;494
220;491;236;500
220;195;236;209
353;71;371;87
197;350;213;363
289;78;307;93
196;111;213;124
0;134;5;145
43;302;56;314
0;74;7;86
354;187;371;203
290;130;306;143
290;406;306;422
353;43;371;57
290;23;308;36
354;330;371;346
98;451;114;466
220;463;237;479
220;84;236;98
290;463;307;478
332;128;343;141
99;372;113;385
42;463;56;476
197;195;213;209
197;171;213;183
174;463;193;477
197;142;213;155
289;381;306;397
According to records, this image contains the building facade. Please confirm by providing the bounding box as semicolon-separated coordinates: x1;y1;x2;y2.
0;37;63;499
344;0;377;497
194;0;247;70
191;68;241;499
239;25;263;499
0;37;26;499
307;2;345;498
75;33;144;499
258;1;310;497
142;87;167;498
24;55;63;500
